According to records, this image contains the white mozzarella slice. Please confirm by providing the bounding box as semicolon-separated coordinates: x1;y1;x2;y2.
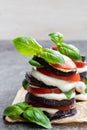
35;92;75;100
75;93;87;101
75;82;86;94
77;65;87;73
31;68;86;92
39;107;59;114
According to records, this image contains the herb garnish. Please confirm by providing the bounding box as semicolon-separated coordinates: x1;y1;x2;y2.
3;102;52;129
49;32;82;61
64;90;73;99
13;37;65;65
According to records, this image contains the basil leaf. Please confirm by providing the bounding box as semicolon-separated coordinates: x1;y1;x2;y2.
48;32;64;44
13;37;42;56
64;90;73;99
3;102;52;128
57;43;82;61
49;32;82;61
23;107;52;129
85;78;87;85
29;59;43;68
85;88;87;93
41;48;65;64
3;105;23;117
22;79;29;90
16;102;31;111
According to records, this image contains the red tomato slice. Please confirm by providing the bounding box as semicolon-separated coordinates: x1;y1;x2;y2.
74;61;86;68
52;55;76;70
29;86;61;94
38;68;80;82
51;45;57;50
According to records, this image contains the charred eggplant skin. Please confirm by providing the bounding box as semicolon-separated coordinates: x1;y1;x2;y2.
25;92;75;108
44;107;77;121
32;56;77;76
25;73;57;88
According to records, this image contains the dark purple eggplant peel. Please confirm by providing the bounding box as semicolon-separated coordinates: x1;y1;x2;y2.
32;56;77;76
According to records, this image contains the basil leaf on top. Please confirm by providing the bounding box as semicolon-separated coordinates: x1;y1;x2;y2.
13;37;65;65
49;32;82;61
41;48;65;64
13;37;42;56
48;32;64;44
23;107;52;129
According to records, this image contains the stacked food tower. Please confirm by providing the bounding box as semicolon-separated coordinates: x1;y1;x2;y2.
13;34;87;121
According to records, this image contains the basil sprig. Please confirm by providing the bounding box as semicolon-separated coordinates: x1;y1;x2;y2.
13;37;65;65
49;32;82;61
3;102;52;129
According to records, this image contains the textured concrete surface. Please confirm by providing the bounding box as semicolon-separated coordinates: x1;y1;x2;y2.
0;40;87;130
0;0;87;40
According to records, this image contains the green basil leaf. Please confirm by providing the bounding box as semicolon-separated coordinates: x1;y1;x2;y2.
23;107;52;129
13;37;42;56
15;102;31;111
85;88;87;93
3;105;23;117
41;48;65;64
48;32;64;44
85;78;87;85
57;43;82;61
64;90;73;99
29;59;43;68
49;32;82;61
22;79;29;90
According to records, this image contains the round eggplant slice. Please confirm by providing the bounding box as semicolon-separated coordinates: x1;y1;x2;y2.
25;73;57;89
33;56;77;76
44;107;77;121
25;92;75;108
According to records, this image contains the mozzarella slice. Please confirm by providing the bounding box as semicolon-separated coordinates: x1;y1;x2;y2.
77;65;87;73
35;92;75;100
31;68;86;92
75;93;87;100
39;107;59;114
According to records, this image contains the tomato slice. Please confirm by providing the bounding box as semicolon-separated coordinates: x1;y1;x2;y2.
51;45;57;50
52;55;76;70
38;68;80;82
29;86;62;94
74;61;86;68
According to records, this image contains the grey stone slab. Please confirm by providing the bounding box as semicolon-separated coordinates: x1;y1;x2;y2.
0;40;87;130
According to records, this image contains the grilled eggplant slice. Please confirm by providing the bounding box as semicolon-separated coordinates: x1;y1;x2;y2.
25;92;75;108
32;56;77;76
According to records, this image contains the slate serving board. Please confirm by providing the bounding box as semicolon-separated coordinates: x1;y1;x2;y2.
0;40;87;130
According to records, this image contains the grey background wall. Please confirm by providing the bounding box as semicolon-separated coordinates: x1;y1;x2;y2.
0;0;87;40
